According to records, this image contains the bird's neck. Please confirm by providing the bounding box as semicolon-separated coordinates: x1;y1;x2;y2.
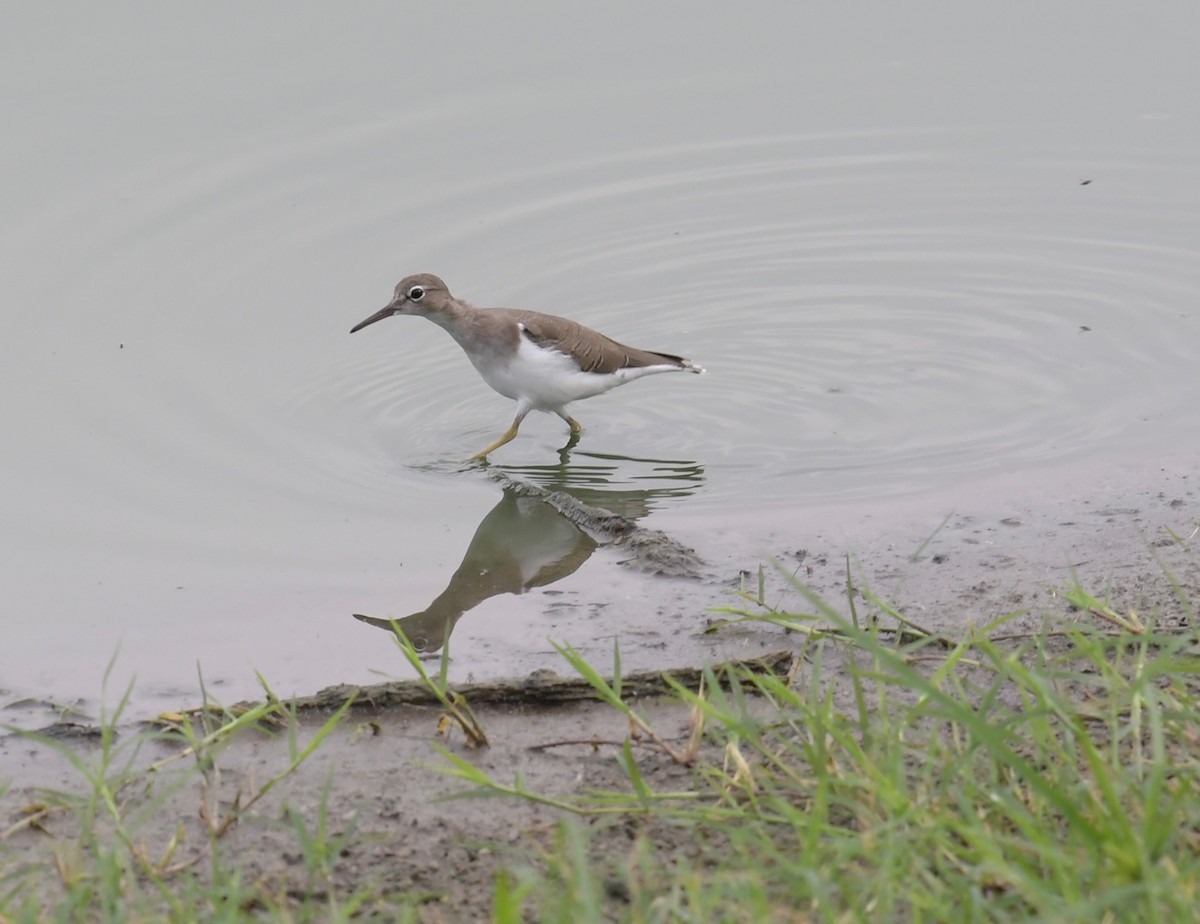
424;300;491;352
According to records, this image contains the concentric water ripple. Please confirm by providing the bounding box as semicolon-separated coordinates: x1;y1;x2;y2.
282;129;1200;508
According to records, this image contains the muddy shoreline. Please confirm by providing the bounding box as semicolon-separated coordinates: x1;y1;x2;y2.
2;461;1195;919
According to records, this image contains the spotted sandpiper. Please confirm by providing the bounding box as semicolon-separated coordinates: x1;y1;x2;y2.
350;274;704;459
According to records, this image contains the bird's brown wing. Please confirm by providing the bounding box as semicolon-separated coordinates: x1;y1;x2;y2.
509;310;688;375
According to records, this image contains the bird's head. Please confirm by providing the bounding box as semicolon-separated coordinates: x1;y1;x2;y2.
350;274;453;333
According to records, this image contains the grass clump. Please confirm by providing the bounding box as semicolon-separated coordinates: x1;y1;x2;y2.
0;665;410;923
457;575;1200;922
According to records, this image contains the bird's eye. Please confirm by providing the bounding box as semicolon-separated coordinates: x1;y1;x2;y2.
407;285;425;301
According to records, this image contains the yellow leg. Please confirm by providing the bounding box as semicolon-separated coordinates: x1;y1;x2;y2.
557;412;582;434
469;419;522;461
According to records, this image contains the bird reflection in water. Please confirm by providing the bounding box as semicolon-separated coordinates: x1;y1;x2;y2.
353;452;704;656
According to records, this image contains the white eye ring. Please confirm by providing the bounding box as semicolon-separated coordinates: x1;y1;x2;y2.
407;285;425;301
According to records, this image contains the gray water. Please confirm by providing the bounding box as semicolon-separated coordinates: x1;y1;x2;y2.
3;5;1199;720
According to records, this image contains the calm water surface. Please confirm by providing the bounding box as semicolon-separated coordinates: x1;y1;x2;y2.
3;5;1199;721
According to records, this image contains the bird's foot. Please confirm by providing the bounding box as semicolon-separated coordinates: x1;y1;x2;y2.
466;420;522;462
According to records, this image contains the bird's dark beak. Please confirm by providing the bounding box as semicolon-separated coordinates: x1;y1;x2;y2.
350;298;402;334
